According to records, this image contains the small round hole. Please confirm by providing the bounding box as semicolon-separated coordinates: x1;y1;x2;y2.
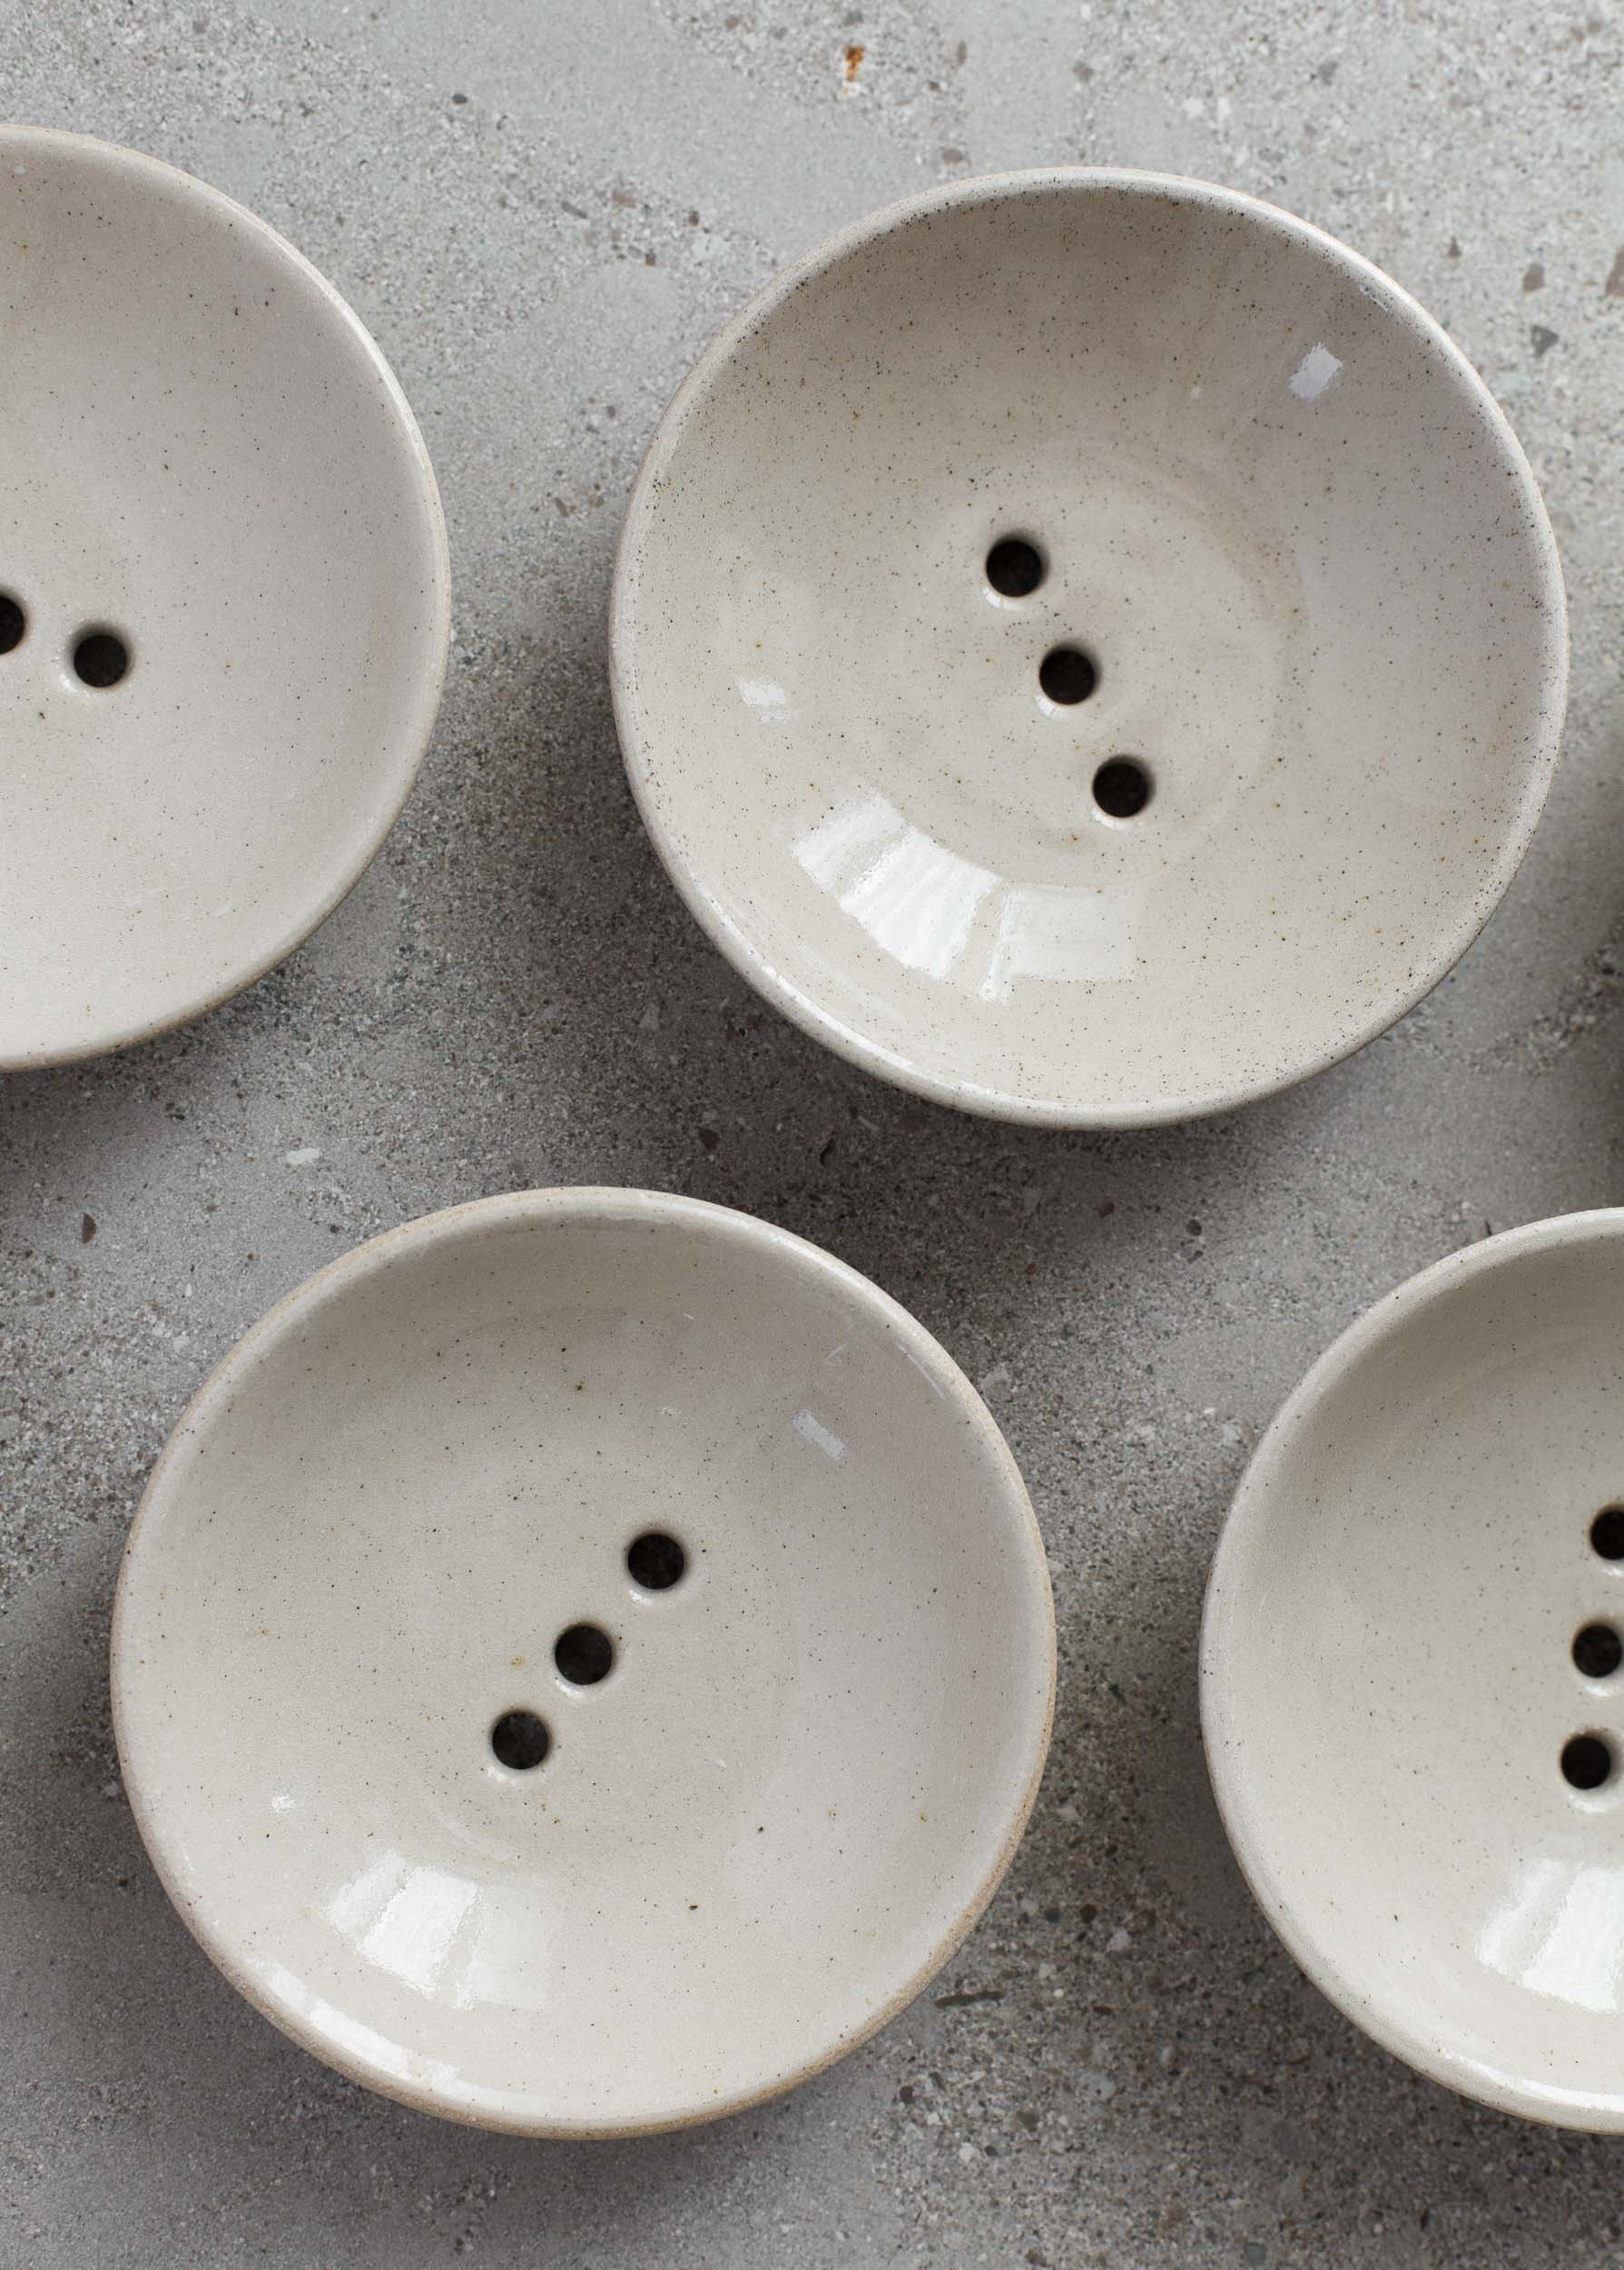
1561;1732;1615;1791
1592;1507;1624;1560
490;1709;550;1771
985;537;1045;598
554;1622;615;1685
1092;756;1153;819
627;1530;687;1591
0;593;25;654
73;629;132;688
1038;645;1097;705
1574;1624;1624;1680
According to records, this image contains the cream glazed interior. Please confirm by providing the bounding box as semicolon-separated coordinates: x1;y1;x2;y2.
612;168;1567;1126
112;1189;1056;2136
0;125;448;1067
1205;1212;1624;2128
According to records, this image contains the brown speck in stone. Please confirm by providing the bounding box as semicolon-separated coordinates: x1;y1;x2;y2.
1074;59;1094;81
645;250;656;265
451;91;468;104
1027;2253;1049;2267
898;2082;914;2102
1523;260;1544;291
1531;323;1559;357
1097;1199;1115;1218
844;41;864;80
1605;245;1624;297
80;1213;96;1244
1157;2202;1187;2235
940;146;967;164
1447;235;1462;259
699;1123;720;1152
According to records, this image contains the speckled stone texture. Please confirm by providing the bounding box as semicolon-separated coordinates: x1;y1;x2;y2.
1;2;1621;2265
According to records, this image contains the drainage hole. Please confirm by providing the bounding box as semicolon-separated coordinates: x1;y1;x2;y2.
985;537;1045;599
1092;756;1153;819
555;1622;615;1685
0;593;25;654
1574;1624;1624;1680
1561;1732;1616;1791
490;1708;550;1771
627;1530;687;1591
1038;645;1097;705
73;628;131;688
1592;1506;1624;1560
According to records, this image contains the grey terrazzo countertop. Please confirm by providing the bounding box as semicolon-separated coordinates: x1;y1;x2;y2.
3;1;1622;2264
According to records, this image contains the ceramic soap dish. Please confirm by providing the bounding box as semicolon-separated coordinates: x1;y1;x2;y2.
1204;1211;1624;2128
612;167;1566;1127
0;125;448;1068
113;1189;1055;2135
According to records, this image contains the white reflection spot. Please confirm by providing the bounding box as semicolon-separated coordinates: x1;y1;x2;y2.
794;791;996;982
324;1850;480;1999
792;1408;848;1462
1288;342;1343;402
1477;1855;1624;2015
980;881;1136;998
361;1867;478;1997
794;788;1138;993
737;676;794;725
325;1850;408;1938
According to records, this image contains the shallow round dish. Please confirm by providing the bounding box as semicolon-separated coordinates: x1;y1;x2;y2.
0;125;448;1067
611;169;1566;1127
1204;1210;1624;2128
113;1189;1054;2135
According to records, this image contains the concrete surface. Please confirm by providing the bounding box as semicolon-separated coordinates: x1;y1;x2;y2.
3;1;1623;2263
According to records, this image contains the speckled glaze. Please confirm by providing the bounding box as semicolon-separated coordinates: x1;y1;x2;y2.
112;1188;1055;2137
611;168;1567;1128
0;125;448;1068
1204;1210;1624;2129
